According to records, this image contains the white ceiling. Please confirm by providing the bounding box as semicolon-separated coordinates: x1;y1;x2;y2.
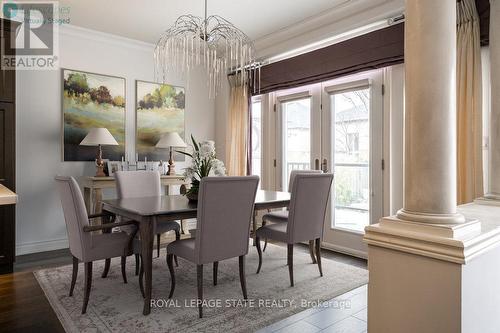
56;0;354;43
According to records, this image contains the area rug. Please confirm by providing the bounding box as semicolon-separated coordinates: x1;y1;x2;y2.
34;243;368;333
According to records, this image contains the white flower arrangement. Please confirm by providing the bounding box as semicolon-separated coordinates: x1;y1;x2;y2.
177;135;226;199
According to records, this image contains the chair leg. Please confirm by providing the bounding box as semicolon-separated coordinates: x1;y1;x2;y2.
121;256;127;284
287;244;294;287
82;262;93;314
315;238;323;277
157;234;161;258
213;262;218;286
139;256;145;298
101;258;110;278
174;229;180;266
256;236;263;274
197;264;203;318
135;254;140;276
180;220;185;234
69;256;78;297
239;255;248;299
309;240;317;264
167;254;176;298
262;220;267;252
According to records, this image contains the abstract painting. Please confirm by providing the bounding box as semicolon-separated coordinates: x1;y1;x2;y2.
62;69;125;161
136;80;185;161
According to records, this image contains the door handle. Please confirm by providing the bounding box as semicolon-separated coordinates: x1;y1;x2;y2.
322;159;328;173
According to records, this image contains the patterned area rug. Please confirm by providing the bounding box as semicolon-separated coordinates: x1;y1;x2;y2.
35;243;368;333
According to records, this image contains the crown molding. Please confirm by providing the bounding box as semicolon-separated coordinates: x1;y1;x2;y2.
60;24;155;51
254;0;404;60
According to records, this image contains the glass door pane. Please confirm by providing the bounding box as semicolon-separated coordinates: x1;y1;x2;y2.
331;88;370;232
281;98;311;191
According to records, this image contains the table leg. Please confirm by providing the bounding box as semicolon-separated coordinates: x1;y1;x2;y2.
101;211;112;278
94;189;103;225
94;189;102;212
252;209;257;246
84;187;91;215
140;216;154;315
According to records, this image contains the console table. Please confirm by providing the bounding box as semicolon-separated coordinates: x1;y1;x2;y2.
80;175;188;215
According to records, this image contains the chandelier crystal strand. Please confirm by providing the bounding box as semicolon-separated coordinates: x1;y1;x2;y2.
154;1;257;98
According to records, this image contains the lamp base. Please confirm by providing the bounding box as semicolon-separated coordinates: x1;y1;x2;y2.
95;145;106;177
95;165;106;177
167;163;175;175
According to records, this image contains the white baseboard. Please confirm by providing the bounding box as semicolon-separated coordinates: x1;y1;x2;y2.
16;238;69;256
15;237;368;259
321;242;368;260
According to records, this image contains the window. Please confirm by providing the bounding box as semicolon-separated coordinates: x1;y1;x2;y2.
332;88;370;232
251;98;263;183
281;97;311;191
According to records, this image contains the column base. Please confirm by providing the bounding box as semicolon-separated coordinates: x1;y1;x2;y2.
365;203;500;332
475;194;500;206
396;208;466;225
365;214;488;264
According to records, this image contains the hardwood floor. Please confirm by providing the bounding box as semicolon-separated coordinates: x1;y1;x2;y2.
0;240;366;333
0;272;64;333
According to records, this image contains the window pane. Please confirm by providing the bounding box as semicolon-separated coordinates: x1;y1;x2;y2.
332;89;370;232
282;98;311;191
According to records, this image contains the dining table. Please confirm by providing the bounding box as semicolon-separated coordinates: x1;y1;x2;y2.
101;190;291;315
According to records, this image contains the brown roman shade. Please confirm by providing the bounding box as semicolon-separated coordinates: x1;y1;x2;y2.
254;23;405;95
475;0;490;46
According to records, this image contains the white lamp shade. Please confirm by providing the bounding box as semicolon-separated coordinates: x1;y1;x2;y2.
155;132;187;148
80;128;119;146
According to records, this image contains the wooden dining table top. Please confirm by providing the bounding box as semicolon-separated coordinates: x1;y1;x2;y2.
101;190;291;217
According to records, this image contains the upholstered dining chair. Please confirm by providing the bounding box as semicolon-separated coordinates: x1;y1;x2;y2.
114;170;181;265
262;169;323;262
55;176;137;314
166;176;259;318
255;173;333;287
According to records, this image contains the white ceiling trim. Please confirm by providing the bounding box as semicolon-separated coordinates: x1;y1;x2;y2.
254;0;405;60
60;24;154;51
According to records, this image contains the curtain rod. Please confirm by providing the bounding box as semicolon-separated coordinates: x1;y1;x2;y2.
227;13;405;77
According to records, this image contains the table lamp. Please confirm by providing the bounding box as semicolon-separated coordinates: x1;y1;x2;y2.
155;132;187;175
80;128;119;177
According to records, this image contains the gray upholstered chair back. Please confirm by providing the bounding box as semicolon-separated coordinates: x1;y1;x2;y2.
115;171;161;198
288;169;323;192
55;176;91;261
287;173;333;243
195;176;259;264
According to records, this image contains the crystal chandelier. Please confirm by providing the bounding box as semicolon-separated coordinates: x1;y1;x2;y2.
154;0;257;98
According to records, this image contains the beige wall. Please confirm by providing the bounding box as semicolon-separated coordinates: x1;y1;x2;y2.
15;25;215;255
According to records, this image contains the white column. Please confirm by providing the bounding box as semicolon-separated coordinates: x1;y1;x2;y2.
364;1;500;331
487;0;500;199
396;0;465;224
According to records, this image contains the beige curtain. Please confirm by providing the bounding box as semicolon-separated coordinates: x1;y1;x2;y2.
457;0;484;204
226;75;248;176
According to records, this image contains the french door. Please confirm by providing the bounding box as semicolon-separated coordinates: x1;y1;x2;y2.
275;85;321;192
275;70;384;256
